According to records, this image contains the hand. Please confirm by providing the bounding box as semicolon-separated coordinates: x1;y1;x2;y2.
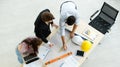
70;32;74;38
55;25;59;29
63;44;67;50
52;24;59;28
49;43;54;47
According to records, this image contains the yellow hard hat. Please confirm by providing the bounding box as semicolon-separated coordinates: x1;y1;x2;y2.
81;40;92;52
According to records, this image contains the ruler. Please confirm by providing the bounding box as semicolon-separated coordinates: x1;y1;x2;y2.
45;52;72;65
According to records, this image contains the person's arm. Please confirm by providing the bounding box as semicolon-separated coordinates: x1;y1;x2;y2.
61;36;66;45
70;24;78;38
59;16;67;50
51;21;59;28
34;26;54;47
70;10;80;38
34;26;48;43
61;36;67;50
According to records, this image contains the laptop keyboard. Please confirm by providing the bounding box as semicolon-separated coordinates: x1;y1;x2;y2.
89;17;111;34
23;53;39;64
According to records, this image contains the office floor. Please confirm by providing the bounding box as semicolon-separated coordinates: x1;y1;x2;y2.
0;0;120;67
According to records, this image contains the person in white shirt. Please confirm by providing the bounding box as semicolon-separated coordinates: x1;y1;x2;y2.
59;1;80;50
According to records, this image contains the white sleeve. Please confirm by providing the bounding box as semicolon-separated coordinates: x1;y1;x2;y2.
75;11;80;25
59;16;66;36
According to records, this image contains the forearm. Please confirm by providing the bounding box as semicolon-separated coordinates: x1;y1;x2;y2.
51;23;56;26
61;36;66;45
35;32;48;43
38;34;48;43
51;23;58;28
71;24;78;33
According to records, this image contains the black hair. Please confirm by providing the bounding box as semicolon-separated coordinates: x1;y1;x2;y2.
65;16;76;25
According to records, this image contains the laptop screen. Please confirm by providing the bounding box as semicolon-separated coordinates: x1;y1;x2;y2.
101;2;119;20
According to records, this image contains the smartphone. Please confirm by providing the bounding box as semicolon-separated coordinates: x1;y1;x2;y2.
76;50;84;57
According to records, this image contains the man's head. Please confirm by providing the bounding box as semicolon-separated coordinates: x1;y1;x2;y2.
65;16;76;26
41;12;55;22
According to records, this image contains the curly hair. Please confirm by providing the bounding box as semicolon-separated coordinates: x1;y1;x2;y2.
21;37;42;54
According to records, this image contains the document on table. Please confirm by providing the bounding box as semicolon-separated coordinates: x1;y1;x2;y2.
82;28;97;41
60;56;79;67
38;46;50;60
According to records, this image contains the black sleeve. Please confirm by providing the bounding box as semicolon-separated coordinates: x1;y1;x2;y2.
50;21;53;24
34;26;48;43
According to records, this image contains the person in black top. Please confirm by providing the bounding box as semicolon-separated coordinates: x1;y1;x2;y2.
34;9;58;47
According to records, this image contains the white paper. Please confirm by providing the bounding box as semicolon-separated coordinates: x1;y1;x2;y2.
38;46;50;60
82;28;97;41
60;56;79;67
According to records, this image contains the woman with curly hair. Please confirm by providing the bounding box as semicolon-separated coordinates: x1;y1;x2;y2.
16;37;42;67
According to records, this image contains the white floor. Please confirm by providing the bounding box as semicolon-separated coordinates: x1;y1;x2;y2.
0;0;120;67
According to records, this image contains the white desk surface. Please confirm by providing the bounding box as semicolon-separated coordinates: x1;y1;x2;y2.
66;20;104;66
24;20;104;67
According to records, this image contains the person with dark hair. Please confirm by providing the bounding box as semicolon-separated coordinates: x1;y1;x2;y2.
16;37;42;67
34;9;58;47
59;1;80;50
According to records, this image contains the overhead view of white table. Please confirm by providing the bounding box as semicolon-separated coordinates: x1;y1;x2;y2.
23;20;104;67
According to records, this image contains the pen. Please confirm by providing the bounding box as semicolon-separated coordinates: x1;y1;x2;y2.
60;63;64;67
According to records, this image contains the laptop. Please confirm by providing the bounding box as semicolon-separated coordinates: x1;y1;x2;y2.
23;53;39;64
